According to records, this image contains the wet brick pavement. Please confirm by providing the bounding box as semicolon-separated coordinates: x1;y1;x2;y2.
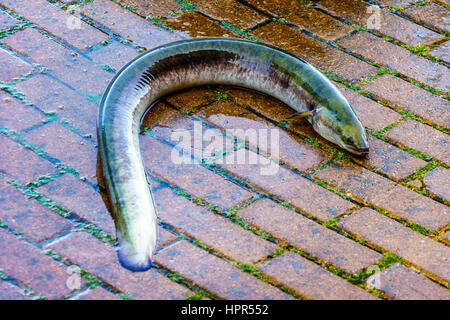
0;0;448;300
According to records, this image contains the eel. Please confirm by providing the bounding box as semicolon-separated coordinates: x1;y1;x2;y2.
97;38;369;271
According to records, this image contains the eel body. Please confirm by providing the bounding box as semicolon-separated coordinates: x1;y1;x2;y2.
98;38;369;271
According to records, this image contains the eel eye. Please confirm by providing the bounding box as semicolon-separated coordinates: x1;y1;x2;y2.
347;137;354;145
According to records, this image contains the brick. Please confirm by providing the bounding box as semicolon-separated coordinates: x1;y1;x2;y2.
48;231;191;299
140;135;253;210
334;82;403;132
0;48;32;82
72;287;121;300
380;184;449;230
407;178;422;189
429;41;450;64
246;0;353;41
444;231;450;243
153;187;276;263
403;3;450;34
156;227;178;249
141;102;235;160
81;0;182;50
141;102;196;137
0;134;57;184
217;149;355;220
165;87;216;113
220;86;297;122
189;0;267;29
0;10;17;30
3;28;113;96
0;228;74;298
37;174;115;235
165;11;237;38
0;180;72;243
116;0;180;17
338;208;450;282
154;240;292;299
338;32;450;92
88;42;140;72
351;135;428;181
0;91;47;131
239;199;381;274
24;121;98;181
260;252;378;300
372;0;414;8
367;264;450;300
422;167;450;202
197;100;326;172
316;0;443;46
252;22;377;82
361;74;450;128
314;161;394;201
0;281;30;300
0;0;108;51
313;160;449;231
385;120;449;163
14;74;98;137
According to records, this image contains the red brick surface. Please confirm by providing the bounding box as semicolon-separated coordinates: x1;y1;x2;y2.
72;287;121;300
218;149;355;221
0;91;47;132
314;161;449;231
36;174;115;235
141;135;254;210
253;22;377;82
153;186;277;263
238;199;381;274
316;0;443;46
361;74;450;128
0;0;448;300
0;134;58;184
0;10;17;30
368;263;450;300
339;32;450;92
14;74;99;138
351;135;428;181
422;167;450;202
385;120;449;163
0;180;72;243
24;121;98;181
246;0;354;41
88;42;141;72
0;280;30;300
189;0;267;29
48;231;192;299
0;0;109;51
81;0;183;50
402;3;450;34
3;28;113;96
116;0;180;17
0;48;32;83
197;100;327;172
0;228;75;299
154;240;292;300
429;41;450;64
338;208;450;282
260;252;378;300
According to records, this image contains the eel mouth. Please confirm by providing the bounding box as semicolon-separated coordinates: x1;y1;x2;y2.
346;147;369;156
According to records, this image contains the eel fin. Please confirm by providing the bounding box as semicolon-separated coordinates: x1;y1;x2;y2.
286;111;313;120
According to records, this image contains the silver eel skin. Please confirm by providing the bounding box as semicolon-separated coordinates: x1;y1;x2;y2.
98;38;369;271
